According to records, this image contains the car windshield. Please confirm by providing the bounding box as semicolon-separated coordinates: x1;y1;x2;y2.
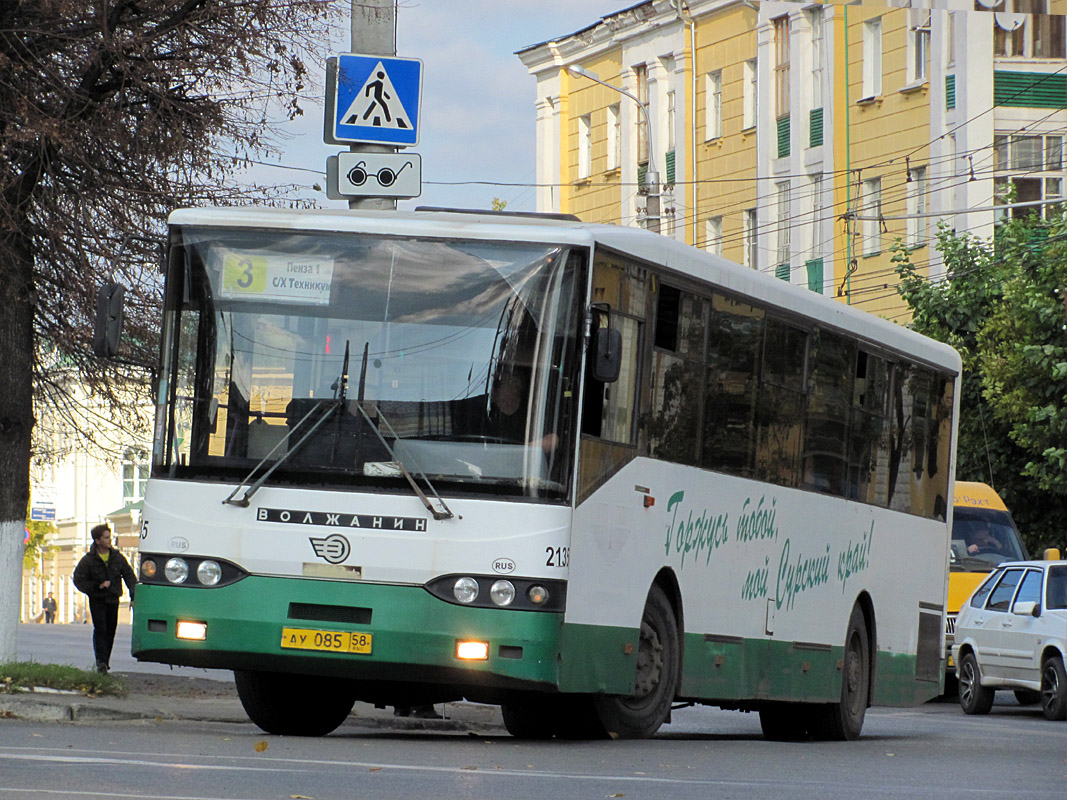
949;507;1028;569
156;226;583;498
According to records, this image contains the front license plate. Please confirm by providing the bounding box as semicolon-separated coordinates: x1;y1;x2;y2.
280;627;372;655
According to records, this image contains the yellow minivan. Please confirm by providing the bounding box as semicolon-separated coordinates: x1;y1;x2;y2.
945;481;1029;681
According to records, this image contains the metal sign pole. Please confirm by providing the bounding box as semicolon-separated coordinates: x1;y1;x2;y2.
349;0;398;210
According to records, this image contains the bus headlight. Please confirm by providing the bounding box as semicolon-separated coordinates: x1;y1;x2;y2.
490;580;516;606
164;558;189;584
196;560;222;586
453;577;479;604
140;559;158;580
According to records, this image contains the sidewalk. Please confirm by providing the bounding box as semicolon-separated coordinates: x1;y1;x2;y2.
0;671;505;734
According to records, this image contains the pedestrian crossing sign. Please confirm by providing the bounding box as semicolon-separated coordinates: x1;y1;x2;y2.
327;53;422;147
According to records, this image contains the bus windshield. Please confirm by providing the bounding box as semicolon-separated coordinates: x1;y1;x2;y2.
949;507;1028;570
157;226;583;498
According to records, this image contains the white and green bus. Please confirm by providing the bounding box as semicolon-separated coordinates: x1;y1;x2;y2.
130;206;960;740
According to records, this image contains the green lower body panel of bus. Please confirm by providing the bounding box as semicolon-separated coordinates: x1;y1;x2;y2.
131;577;564;699
558;626;940;707
677;634;937;706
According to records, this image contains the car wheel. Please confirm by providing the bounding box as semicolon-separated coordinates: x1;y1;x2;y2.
1040;656;1067;721
957;652;994;715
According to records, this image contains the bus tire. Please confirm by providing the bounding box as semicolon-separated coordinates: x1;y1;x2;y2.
234;670;357;736
501;698;557;739
593;584;679;739
810;605;869;740
957;652;994;716
1040;656;1067;721
759;702;808;741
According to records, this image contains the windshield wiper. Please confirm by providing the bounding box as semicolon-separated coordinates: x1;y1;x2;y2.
222;399;340;507
354;403;454;521
222;342;352;508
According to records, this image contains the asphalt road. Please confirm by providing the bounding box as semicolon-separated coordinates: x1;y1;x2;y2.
0;698;1063;800
6;622;1066;800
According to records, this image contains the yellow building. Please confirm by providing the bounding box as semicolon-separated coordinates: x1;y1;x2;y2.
518;0;1067;320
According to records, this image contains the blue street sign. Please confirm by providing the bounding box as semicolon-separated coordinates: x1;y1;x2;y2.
330;53;422;147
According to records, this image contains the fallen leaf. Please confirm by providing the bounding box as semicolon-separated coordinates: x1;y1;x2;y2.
290;795;314;799
254;740;269;753
369;767;382;772
609;794;626;798
461;765;477;770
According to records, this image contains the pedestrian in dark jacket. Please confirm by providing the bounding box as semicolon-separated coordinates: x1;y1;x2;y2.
72;524;136;673
42;593;57;623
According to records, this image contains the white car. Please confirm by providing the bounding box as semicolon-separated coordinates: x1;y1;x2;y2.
953;560;1067;720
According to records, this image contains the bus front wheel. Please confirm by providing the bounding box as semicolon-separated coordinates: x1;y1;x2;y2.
593;584;679;739
810;604;870;740
234;670;357;736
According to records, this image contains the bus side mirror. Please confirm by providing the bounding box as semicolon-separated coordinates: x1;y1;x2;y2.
591;327;622;383
93;282;125;358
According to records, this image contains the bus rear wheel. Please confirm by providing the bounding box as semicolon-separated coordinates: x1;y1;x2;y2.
593;584;679;739
234;670;357;736
810;605;870;741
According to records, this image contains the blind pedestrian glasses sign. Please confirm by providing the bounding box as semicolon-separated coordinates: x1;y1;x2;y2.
326;53;422;147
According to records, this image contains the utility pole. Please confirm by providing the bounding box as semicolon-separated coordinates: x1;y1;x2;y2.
349;0;397;211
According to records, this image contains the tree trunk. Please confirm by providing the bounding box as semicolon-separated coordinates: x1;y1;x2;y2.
0;223;35;661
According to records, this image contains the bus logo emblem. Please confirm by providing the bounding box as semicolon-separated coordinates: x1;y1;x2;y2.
310;534;351;565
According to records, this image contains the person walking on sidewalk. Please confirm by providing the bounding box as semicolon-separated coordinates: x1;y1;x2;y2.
72;524;136;673
42;593;57;623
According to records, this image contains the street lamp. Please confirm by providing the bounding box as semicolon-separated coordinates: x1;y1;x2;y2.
566;64;660;233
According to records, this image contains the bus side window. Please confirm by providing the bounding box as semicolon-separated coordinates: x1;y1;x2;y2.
648;285;707;466
702;294;763;477
802;329;855;496
755;319;807;488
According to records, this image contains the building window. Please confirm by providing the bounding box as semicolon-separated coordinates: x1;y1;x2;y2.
578;114;592;179
862;177;882;255
946;11;956;68
777;181;791;267
994;132;1065;218
666;89;676;160
634;64;649;166
607;104;621;171
774;16;790;119
706;71;722;139
863;18;882;99
744;208;758;269
743;59;757;129
907;166;928;247
809;7;824;109
706;216;723;256
122;448;149;505
995;1;1066;58
810;173;823;262
908;10;931;84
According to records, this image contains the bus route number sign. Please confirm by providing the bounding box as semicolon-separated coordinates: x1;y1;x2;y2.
280;627;372;655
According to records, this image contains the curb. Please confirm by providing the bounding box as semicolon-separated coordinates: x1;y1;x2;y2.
0;694;505;733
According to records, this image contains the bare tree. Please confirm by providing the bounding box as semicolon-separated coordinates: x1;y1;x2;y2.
0;0;343;660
